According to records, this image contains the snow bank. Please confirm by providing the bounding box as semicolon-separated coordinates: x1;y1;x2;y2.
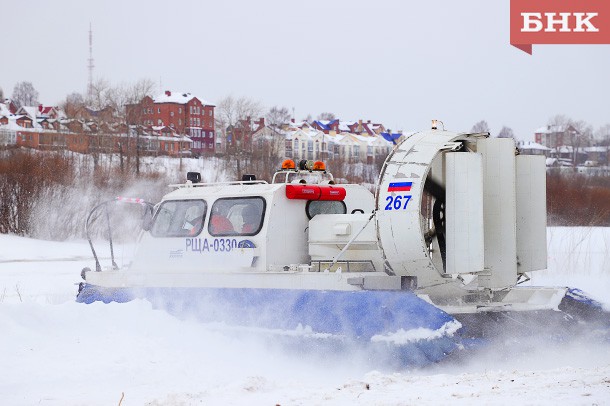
0;227;609;405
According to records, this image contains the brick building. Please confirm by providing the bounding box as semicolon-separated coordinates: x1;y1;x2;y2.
0;101;191;157
534;124;580;149
126;90;215;156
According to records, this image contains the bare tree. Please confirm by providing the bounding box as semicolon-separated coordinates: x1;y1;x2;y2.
546;115;591;165
87;78;112;111
238;106;290;179
11;81;39;108
548;114;570;128
569;120;592;165
122;78;156;174
61;92;88;119
125;78;156;105
215;95;264;178
82;78;113;171
317;112;336;121
471;120;490;133
77;77;156;173
497;126;514;138
542;114;573;149
266;106;291;129
303;114;313;123
105;78;156;119
0;87;4;101
102;78;156;174
595;124;610;146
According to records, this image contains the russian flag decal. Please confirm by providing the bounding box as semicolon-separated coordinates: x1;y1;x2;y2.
388;182;412;192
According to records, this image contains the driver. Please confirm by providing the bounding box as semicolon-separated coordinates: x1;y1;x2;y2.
241;204;260;234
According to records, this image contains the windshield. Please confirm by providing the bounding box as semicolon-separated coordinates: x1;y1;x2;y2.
151;200;207;237
209;197;266;236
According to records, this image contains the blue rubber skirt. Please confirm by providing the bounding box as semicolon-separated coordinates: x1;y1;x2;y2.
77;283;463;366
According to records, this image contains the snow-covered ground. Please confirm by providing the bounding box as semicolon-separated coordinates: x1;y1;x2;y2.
1;228;609;405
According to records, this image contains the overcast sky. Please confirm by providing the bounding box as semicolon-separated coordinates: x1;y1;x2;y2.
1;0;609;140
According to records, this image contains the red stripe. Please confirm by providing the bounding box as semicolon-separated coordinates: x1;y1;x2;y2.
388;186;411;192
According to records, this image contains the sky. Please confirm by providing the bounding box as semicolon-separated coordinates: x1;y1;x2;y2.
1;0;609;140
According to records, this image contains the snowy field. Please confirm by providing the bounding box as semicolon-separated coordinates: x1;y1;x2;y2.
1;228;609;405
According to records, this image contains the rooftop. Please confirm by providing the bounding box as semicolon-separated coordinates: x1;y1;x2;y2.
153;91;215;107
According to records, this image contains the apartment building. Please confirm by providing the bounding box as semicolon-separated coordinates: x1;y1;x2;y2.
126;90;215;155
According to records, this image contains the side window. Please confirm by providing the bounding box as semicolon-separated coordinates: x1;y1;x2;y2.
151;200;206;237
306;200;346;219
209;197;266;236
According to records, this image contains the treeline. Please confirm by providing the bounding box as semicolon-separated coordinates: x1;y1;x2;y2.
0;149;170;239
547;173;610;226
0;150;608;241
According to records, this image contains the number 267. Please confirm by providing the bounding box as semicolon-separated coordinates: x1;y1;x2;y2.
385;195;412;210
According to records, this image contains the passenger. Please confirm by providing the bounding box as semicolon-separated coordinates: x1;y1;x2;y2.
209;205;234;234
241;204;260;234
188;216;204;236
183;205;204;236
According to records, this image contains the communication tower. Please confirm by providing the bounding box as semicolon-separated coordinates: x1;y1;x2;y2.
87;23;95;99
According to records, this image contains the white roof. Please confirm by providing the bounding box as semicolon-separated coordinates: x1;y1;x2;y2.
0;117;39;132
152;91;215;107
284;122;313;132
584;146;608;153
534;124;576;134
517;140;550;151
151;125;171;131
20;106;39;120
338;121;356;132
551;146;574;153
288;129;393;147
0;103;11;116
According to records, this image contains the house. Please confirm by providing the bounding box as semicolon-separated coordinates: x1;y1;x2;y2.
549;145;588;166
85;106;114;123
16;106;41;123
250;123;287;158
312;119;339;134
0;102;13;120
517;140;551;156
358;134;393;164
37;105;59;119
126;90;215;155
282;120;313;132
222;117;265;154
0;102;37;147
311;118;386;137
252;121;394;164
2;99;18;114
346;120;385;136
583;146;609;166
534;124;580;149
0;114;22;147
285;128;329;161
15;115;34;129
0;100;189;156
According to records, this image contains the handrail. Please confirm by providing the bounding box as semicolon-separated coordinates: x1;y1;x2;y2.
271;169;335;184
168;180;269;188
85;197;155;272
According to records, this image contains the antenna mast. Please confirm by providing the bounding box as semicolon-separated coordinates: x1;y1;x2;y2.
87;23;95;99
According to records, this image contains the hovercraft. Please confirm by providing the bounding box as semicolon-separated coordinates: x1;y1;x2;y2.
77;124;610;365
